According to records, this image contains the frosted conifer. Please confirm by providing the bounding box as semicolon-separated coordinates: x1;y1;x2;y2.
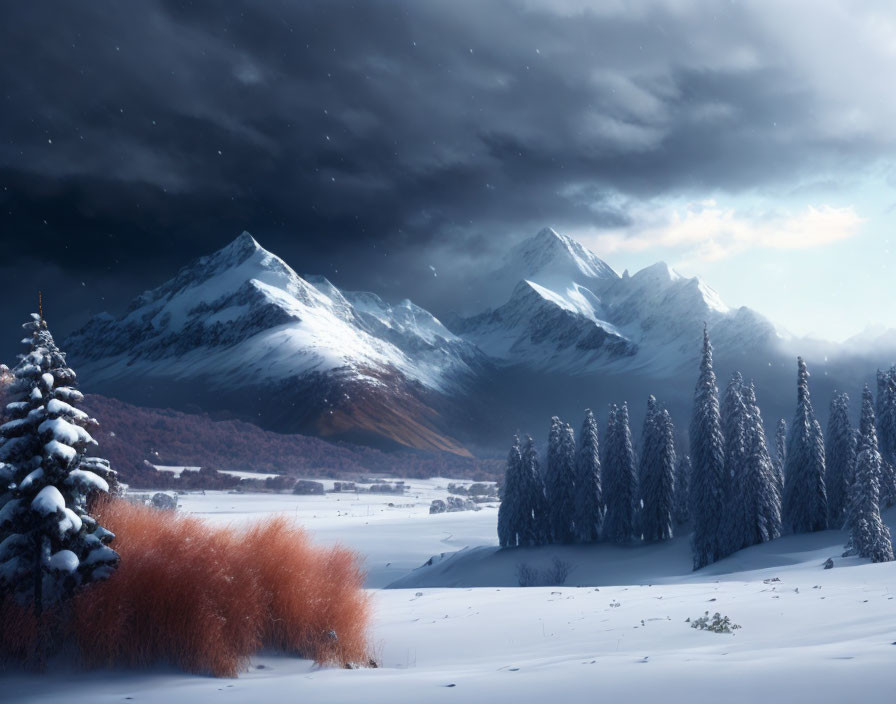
498;434;524;548
545;417;576;543
740;383;781;547
603;403;636;544
846;387;894;563
690;327;727;569
0;314;119;622
877;371;896;508
782;357;827;533
640;406;676;542
720;372;748;555
773;418;787;495
825;392;856;528
520;435;550;546
674;453;691;526
573;410;602;543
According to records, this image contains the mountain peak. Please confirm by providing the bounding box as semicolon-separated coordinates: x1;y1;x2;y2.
204;231;264;269
231;230;261;251
534;226;563;243
478;227;618;310
631;261;678;283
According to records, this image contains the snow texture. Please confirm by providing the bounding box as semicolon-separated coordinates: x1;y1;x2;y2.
7;487;896;704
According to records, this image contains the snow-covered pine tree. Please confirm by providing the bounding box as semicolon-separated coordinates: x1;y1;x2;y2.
720;372;748;555
740;382;781;547
603;403;637;544
602;404;618;474
825;392;856;528
573;409;602;543
545;417;576;543
722;373;747;479
877;371;896;508
845;386;894;563
690;327;727;569
555;423;578;544
640;407;676;542
773;418;787;495
782;357;827;533
520;435;550;546
0;314;119;621
674;452;692;526
498;434;524;548
637;395;659;537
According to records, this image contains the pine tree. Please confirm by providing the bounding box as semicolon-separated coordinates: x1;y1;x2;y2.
773;418;787;495
825;392;855;528
846;387;894;563
721;373;747;481
0;314;119;623
498;434;524;548
740;382;781;547
877;371;896;508
720;372;748;555
520;435;550;546
674;453;691;526
782;357;827;533
602;404;618;472
603;403;637;544
573;409;602;543
690;327;727;569
640;407;676;542
637;396;659;538
545;417;576;543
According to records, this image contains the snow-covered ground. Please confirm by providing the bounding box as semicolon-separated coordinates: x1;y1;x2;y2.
6;483;895;703
176;479;499;588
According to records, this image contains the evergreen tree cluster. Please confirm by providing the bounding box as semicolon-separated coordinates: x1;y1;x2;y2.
499;326;893;569
689;330;782;570
689;330;894;569
843;387;894;562
499;398;685;549
874;368;896;508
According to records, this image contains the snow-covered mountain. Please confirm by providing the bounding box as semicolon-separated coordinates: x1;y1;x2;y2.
454;227;780;377
64;227;862;456
65;233;484;454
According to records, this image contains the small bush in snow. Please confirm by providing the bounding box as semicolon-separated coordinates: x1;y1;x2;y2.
516;557;574;587
517;562;540;587
689;611;741;634
149;492;177;511
544;556;573;584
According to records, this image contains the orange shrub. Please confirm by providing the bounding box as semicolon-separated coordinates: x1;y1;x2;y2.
1;498;370;677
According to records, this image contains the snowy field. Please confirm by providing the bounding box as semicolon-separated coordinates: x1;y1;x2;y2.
176;479;500;588
5;482;896;704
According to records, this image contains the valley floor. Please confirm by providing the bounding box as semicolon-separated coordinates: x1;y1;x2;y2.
4;481;895;703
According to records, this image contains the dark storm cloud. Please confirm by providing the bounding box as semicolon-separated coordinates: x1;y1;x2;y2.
1;0;893;359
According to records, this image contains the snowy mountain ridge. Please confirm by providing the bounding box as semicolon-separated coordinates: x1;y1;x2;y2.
455;228;775;376
66;232;478;395
64;228;800;453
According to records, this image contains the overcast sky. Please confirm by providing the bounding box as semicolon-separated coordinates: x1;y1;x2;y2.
2;0;896;362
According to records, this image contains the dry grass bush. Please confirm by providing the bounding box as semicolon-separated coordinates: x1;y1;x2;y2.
1;498;370;677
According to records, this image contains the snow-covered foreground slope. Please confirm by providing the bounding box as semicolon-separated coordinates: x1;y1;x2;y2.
5;492;895;704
